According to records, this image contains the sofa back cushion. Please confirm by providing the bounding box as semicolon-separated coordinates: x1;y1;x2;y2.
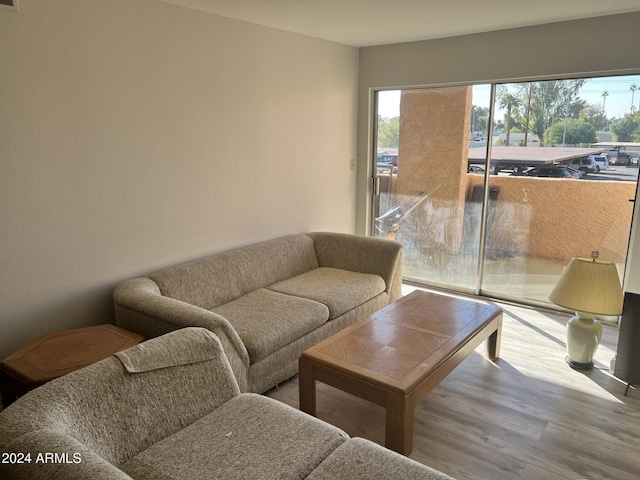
149;234;319;309
0;328;240;467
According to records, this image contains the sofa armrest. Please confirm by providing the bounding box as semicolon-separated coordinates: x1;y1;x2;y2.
309;232;403;301
0;430;134;480
0;329;242;466
113;278;251;391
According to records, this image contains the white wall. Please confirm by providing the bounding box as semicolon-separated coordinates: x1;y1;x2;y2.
356;12;640;292
0;0;358;359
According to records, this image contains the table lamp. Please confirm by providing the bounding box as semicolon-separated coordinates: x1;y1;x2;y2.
549;251;623;369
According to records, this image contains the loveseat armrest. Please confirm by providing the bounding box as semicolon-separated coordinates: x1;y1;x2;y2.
0;430;134;480
113;277;251;391
309;232;403;301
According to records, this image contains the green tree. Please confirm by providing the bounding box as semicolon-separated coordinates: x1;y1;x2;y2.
528;79;586;146
471;105;489;137
631;84;639;112
566;98;587;119
518;83;533;145
610;113;640;142
579;103;608;133
377;116;399;149
545;119;596;146
498;92;522;146
601;91;609;131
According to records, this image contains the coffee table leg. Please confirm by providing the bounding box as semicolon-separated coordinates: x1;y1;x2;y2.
486;316;502;361
385;392;415;455
298;357;316;416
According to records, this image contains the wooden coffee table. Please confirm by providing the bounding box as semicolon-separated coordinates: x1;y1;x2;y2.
299;290;502;455
0;324;144;408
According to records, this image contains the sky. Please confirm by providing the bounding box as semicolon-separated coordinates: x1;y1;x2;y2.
581;76;640;118
377;74;640;120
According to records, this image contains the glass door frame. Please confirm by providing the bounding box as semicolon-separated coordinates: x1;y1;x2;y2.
369;79;639;314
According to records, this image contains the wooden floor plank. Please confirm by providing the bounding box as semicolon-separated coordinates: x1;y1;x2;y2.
266;292;640;479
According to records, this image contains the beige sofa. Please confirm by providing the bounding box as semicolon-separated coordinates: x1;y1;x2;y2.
114;232;403;393
0;328;455;480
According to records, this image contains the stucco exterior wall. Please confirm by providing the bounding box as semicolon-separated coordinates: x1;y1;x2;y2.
396;87;472;253
467;175;636;263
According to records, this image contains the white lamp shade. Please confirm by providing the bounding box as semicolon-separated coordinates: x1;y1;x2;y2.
549;256;623;316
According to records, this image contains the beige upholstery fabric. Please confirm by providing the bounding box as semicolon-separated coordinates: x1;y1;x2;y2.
122;394;348;480
309;232;403;301
114;326;223;372
149;234;319;309
0;328;456;480
113;278;251;391
114;232;403;394
268;267;385;319
307;438;456;480
0;328;240;467
211;288;329;362
0;430;135;480
246;292;389;393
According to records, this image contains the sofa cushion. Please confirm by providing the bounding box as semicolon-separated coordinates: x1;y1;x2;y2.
306;437;456;480
120;393;348;480
267;267;386;319
149;234;319;309
211;289;329;363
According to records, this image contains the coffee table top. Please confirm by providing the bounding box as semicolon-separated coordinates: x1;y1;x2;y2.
1;324;144;385
301;290;502;394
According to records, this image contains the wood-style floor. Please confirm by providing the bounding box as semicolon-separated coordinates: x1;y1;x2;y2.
265;289;640;480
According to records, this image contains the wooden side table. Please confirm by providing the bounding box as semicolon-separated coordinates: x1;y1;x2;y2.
0;324;144;408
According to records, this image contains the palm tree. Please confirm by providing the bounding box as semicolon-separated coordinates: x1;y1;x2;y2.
499;93;522;146
631;84;639;112
602;91;609;132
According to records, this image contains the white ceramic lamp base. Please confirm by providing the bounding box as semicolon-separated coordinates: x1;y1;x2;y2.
566;312;602;369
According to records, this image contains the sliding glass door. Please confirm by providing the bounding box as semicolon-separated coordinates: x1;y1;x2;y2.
372;75;639;309
374;86;492;293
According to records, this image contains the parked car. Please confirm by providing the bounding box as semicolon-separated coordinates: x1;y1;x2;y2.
607;148;633;165
377;151;398;173
377;151;397;165
615;153;632;165
511;166;582;178
589;154;609;171
468;164;485;174
568;156;599;175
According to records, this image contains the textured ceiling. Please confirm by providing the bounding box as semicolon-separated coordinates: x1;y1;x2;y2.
163;0;640;47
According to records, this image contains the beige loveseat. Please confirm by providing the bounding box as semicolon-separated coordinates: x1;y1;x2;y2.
0;328;455;480
114;232;403;393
